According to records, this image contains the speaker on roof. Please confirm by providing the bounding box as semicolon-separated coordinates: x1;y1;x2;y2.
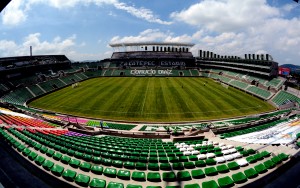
214;54;216;58
245;54;247;59
199;50;202;58
266;54;269;61
210;52;213;58
257;54;260;60
252;54;255;60
206;51;210;58
248;54;251;59
261;54;264;60
217;55;220;58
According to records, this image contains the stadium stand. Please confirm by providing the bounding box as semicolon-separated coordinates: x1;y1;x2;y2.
246;86;273;100
272;90;300;106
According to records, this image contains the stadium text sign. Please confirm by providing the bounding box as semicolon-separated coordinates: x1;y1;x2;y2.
120;61;186;67
130;70;172;75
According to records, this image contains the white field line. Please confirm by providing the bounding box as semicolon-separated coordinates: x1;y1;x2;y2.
140;78;150;114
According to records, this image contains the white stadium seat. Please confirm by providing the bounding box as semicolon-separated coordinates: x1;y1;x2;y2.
197;154;206;160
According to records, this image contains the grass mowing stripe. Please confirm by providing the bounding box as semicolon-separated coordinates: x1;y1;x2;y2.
95;78;136;117
188;78;223;116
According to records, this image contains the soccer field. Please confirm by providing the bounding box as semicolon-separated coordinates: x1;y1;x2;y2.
29;77;275;122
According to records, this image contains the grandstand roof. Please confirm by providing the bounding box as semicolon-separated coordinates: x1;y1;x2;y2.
109;42;195;47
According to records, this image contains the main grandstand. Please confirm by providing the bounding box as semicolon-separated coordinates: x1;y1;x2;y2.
1;42;300;188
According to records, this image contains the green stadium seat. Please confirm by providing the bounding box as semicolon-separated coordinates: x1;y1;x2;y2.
205;158;217;165
42;160;54;171
179;156;189;162
147;172;161;182
89;178;106;188
227;161;240;170
184;162;195;169
103;168;117;178
46;149;55;157
79;162;91;172
75;174;90;187
22;148;31;156
28;151;38;160
148;163;159;171
126;185;142;188
136;162;147;170
271;156;282;164
216;164;229;173
163;172;176;182
124;161;135;169
69;158;81;168
91;165;103;175
160;163;172;170
107;182;124;188
195;160;206;167
117;170;131;180
159;157;169;163
246;156;257;163
92;156;102;164
263;160;276;169
244;168;258;179
132;171;146;181
62;169;77;182
51;164;64;177
184;183;200;188
254;164;268;174
177;171;192;181
253;153;263;161
34;156;45;166
172;162;184;170
60;155;71;164
232;172;247;184
204;167;218;176
278;153;289;161
102;158;112;166
202;180;219;188
191;169;205;179
53;152;63;161
218;176;234;188
112;160;123;168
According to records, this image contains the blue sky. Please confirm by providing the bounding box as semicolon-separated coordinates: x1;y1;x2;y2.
0;0;300;65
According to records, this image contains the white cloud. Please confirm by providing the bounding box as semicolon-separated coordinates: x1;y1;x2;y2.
2;0;27;26
171;0;279;32
0;33;110;61
0;33;76;56
110;29;170;43
114;2;172;25
3;0;170;26
110;29;196;44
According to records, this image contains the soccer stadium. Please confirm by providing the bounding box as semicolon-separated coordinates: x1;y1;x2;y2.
0;40;300;188
2;1;300;188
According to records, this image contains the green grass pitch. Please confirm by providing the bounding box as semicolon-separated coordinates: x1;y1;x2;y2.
29;77;275;122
